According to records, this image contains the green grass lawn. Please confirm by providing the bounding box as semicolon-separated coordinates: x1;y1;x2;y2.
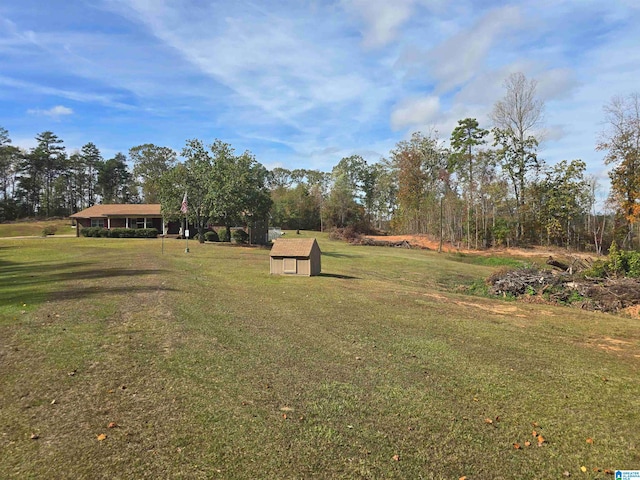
0;218;75;237
1;232;638;479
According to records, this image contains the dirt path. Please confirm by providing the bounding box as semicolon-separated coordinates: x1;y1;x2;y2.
364;234;598;259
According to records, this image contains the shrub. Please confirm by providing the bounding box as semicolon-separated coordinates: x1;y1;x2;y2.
219;229;230;242
134;228;158;238
79;227;157;238
109;228;126;238
42;225;57;236
232;229;249;244
205;230;219;242
583;241;640;278
80;227;106;237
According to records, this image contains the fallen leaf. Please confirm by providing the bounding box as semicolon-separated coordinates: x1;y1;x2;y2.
513;443;521;449
107;422;118;429
392;454;400;461
532;430;537;437
484;418;493;424
30;433;39;440
531;421;539;428
50;399;56;405
586;437;593;444
459;477;468;480
581;466;587;473
282;414;287;420
537;435;545;445
593;467;602;472
97;433;107;441
604;469;614;475
562;471;570;477
524;441;531;447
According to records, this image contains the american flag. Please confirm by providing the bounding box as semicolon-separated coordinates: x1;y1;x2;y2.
180;192;188;214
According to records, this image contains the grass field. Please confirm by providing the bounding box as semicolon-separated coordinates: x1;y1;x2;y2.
0;218;76;238
0;232;638;479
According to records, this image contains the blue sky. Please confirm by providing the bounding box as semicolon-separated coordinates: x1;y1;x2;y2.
1;0;639;197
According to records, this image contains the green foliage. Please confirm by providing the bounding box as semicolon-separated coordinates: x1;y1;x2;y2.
80;227;104;237
79;227;157;238
491;218;513;247
42;225;57;236
584;241;640;278
204;230;219;242
218;228;230;242
450;252;524;267
232;228;249;244
466;278;489;296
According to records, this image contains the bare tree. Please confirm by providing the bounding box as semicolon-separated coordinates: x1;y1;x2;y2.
597;93;640;248
491;72;544;141
491;72;545;243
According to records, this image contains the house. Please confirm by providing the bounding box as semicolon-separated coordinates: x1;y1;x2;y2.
69;204;178;237
269;238;321;276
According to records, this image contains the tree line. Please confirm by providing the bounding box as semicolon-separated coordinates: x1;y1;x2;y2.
1;72;639;251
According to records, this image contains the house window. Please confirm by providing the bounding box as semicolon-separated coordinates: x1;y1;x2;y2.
91;218;105;228
136;218;145;229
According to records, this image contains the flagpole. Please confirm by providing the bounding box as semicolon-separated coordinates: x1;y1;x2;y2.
182;191;189;253
185;214;189;253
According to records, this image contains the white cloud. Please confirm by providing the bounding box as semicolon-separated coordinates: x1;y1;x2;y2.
427;5;522;93
27;105;74;118
341;0;416;48
391;96;440;130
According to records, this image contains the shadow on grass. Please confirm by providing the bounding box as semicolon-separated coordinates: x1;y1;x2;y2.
318;272;359;280
0;258;170;306
322;251;362;259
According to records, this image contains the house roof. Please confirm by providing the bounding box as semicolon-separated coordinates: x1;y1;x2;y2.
70;204;162;218
270;238;320;258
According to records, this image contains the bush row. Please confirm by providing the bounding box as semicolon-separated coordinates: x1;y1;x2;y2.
587;242;640;278
201;229;249;243
80;227;159;238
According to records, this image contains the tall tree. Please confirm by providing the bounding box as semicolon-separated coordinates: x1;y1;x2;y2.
0;127;20;220
98;153;132;203
160;139;271;243
208;141;272;240
81;142;103;206
27;131;66;217
597;93;640;248
538;159;590;247
450;118;489;248
491;72;544;243
391;131;448;234
130;144;177;203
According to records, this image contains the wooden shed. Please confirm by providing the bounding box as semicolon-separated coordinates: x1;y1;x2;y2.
270;238;321;276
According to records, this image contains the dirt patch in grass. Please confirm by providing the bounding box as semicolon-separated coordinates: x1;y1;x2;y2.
363;234;599;259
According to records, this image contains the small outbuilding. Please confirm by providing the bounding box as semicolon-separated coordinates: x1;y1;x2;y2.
270;238;321;276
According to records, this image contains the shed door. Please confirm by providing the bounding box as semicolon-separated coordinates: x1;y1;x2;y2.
283;257;297;274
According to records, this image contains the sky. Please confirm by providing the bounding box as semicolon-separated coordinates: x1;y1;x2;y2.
1;0;639;197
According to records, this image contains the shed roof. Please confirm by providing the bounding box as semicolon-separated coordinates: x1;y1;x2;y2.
70;204;162;218
270;238;320;258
